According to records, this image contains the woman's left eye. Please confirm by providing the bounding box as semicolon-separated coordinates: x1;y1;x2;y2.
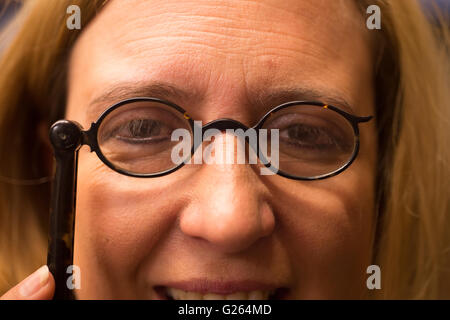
281;124;337;149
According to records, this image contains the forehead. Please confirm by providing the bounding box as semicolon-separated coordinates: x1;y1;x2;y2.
68;0;373;120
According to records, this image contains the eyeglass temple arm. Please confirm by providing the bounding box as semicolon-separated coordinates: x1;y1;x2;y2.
47;120;83;300
354;115;373;123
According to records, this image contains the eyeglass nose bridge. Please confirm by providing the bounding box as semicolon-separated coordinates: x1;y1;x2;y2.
191;118;272;169
201;118;250;132
193;118;258;152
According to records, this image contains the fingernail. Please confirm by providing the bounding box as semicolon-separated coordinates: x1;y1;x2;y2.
19;265;50;297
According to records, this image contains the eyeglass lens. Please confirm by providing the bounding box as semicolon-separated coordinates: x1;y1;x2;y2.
96;100;356;178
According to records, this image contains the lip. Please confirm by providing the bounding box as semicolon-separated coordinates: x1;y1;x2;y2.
154;278;288;297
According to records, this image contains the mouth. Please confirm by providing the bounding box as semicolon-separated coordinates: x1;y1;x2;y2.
153;280;289;300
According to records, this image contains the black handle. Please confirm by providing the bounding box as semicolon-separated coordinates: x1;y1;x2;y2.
46;120;82;300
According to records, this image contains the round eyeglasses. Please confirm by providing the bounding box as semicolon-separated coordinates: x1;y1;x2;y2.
54;97;372;180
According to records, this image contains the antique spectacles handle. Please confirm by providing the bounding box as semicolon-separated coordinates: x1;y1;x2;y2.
47;120;83;300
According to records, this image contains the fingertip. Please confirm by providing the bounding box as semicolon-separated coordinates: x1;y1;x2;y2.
0;265;54;300
39;268;55;300
21;265;54;300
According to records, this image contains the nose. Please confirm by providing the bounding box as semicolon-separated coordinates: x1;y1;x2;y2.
179;133;276;254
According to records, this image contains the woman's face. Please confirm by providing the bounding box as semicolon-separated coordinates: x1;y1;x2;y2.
66;0;377;299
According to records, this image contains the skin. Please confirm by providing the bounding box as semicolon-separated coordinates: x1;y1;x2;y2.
2;0;378;299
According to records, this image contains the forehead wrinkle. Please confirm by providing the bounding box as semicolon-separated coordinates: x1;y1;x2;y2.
69;0;374;124
87;0;368;60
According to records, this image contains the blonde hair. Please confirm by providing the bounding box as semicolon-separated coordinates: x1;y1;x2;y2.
0;0;448;298
358;0;450;299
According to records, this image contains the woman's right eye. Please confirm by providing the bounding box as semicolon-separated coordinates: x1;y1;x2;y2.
126;119;161;137
111;118;172;144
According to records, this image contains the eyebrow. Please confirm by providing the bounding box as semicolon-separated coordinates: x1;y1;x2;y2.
87;81;196;116
250;86;356;115
86;81;356;120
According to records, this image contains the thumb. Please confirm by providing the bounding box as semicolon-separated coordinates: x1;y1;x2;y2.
0;265;55;300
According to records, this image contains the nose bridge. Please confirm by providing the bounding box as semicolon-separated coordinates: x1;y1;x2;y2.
192;118;260;167
179;137;275;253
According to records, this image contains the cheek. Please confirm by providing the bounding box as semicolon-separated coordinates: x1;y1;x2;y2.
275;154;376;298
73;147;182;296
